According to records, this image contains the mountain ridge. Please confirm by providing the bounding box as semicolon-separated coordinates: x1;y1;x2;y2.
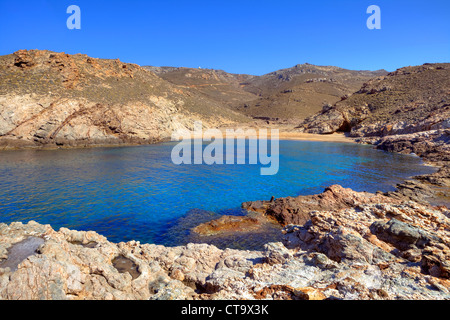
145;63;387;121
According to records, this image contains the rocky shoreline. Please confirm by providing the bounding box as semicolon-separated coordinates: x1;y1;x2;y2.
0;56;448;299
0;187;448;300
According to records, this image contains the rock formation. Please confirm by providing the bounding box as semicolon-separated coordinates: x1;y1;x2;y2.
298;63;450;136
0;50;245;149
1;188;449;300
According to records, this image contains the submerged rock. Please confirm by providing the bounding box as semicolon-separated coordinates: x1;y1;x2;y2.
192;215;261;236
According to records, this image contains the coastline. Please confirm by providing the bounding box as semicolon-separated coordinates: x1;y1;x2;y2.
0;185;448;300
0;130;355;152
278;131;355;143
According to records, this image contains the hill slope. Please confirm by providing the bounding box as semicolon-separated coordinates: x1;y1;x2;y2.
234;64;387;121
298;63;450;204
143;66;257;109
298;63;450;136
146;64;387;122
0;50;245;148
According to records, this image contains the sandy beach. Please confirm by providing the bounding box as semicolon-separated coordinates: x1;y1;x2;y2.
277;131;355;143
198;127;356;144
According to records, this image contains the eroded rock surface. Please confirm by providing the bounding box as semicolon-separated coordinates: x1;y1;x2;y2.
1;189;449;301
297;63;450;206
0;50;244;149
242;185;399;225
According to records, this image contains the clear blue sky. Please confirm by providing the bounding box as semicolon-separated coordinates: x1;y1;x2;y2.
0;0;449;75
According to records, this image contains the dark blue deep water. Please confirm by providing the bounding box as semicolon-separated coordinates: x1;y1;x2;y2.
0;140;436;246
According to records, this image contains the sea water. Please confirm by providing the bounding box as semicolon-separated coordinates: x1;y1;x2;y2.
0;140;436;247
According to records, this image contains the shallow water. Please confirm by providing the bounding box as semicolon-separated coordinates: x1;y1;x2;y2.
0;140;436;247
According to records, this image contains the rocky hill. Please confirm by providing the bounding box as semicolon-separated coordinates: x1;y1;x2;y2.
143;66;257;110
146;64;387;122
0;50;246;149
234;64;387;121
0;50;390;150
298;63;450;137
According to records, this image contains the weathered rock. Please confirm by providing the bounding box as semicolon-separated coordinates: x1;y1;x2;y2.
370;218;441;250
0;215;449;300
243;185;399;226
298;63;450;137
0;50;243;149
263;242;293;265
298;63;450;208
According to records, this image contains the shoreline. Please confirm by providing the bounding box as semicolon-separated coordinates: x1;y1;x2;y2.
278;131;355;143
0;185;448;300
0;130;355;152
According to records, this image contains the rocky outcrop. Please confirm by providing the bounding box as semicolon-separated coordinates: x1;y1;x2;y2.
297;63;450;206
192;214;263;236
1;190;449;300
0;50;244;149
242;185;399;225
355;129;450;205
298;63;450;136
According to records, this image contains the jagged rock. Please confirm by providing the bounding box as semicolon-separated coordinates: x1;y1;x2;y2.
0;214;449;300
370;218;441;250
243;185;399;226
263;242;293;265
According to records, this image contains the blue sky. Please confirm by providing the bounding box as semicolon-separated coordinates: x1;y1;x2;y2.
0;0;449;75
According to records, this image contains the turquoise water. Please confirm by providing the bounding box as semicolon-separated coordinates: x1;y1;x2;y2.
0;140;436;246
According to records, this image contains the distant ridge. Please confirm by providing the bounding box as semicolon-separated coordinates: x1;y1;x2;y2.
146;63;387;121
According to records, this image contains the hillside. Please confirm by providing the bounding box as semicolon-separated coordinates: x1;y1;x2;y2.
146;64;387;122
235;64;387;120
143;66;257;109
298;63;450;204
298;63;450;137
0;50;246;149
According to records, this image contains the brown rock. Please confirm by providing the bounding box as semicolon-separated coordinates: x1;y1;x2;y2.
243;185;399;226
192;215;261;236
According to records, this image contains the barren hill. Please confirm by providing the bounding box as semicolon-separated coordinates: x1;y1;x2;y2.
0;50;246;149
148;63;387;122
143;66;257;109
298;63;450;137
237;64;387;121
